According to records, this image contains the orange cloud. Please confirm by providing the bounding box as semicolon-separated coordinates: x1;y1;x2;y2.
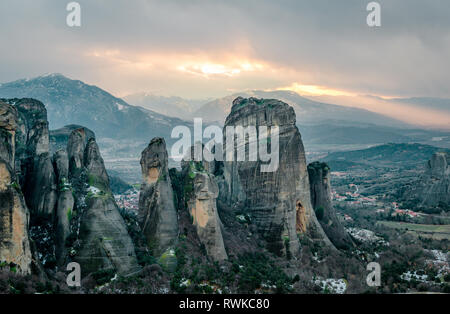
277;82;355;97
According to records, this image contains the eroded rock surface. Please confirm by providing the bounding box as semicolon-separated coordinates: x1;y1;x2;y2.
308;161;353;249
138;137;178;256
3;98;57;217
183;159;227;261
220;97;332;256
71;134;141;276
0;101;32;273
404;152;450;208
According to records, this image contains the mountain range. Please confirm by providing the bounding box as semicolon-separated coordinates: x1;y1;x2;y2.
1;74;449;177
123;93;208;119
0;74;190;141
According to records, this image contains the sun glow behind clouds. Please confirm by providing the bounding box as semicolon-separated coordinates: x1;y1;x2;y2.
277;83;355;97
86;48;266;78
177;61;264;77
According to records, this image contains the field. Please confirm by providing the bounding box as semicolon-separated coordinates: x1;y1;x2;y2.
378;221;450;240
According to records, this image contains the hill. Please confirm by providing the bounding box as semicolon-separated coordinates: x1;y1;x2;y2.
323;143;450;168
0;74;190;141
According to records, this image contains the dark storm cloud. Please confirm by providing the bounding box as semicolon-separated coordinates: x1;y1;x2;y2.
0;0;449;97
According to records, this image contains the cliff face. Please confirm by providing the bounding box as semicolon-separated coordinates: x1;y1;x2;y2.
69;135;141;276
220;97;332;256
0;101;32;273
307;162;353;249
7;98;57;217
138;138;178;256
52;149;73;266
404;152;450;208
182;153;228;261
1;98;140;277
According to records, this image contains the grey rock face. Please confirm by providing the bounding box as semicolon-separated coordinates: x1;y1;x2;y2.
69;132;140;276
404;152;450;207
221;97;332;256
76;196;141;276
183;161;227;261
0;101;32;274
0;101;18;167
54;188;74;266
3;99;58;217
53;149;69;181
138;137;178;256
49;124;95;154
84;138;109;185
25;153;57;216
67;128;86;173
308;162;353;249
53;149;72;266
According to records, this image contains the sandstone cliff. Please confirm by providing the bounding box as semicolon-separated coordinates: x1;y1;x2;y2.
0;101;32;273
220;97;332;256
307;161;353;249
138;138;178;257
182;152;228;261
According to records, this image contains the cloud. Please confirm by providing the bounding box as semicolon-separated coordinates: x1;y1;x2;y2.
0;0;449;101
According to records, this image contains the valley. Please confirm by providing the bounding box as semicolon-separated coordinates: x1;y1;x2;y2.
0;77;448;295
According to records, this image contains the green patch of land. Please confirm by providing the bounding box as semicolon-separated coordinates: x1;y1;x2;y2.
378;221;450;240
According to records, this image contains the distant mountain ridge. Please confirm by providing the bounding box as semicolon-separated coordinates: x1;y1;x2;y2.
0;74;190;141
123;93;209;118
191;90;411;128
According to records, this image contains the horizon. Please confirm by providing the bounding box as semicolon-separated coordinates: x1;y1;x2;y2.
2;72;450;130
1;1;449;128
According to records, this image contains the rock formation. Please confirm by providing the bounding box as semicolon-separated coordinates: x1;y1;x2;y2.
307;161;353;249
182;154;227;261
1;97;140;278
5;98;57;217
52;149;73;266
138;137;178;256
220;97;332;256
404;152;450;208
69;135;140;276
0;100;32;273
67;128;87;173
49;124;95;154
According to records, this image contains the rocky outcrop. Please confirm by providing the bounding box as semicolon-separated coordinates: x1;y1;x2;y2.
220;97;332;256
138;138;178;256
4;98;57;217
0;101;32;274
52;149;73;266
0;101;18;167
183;158;227;261
67;128;87;173
70;134;140;276
49;124;95;154
404;152;450;208
308;162;353;249
1;98;140;277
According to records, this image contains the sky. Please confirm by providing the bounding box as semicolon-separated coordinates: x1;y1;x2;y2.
1;0;450;126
